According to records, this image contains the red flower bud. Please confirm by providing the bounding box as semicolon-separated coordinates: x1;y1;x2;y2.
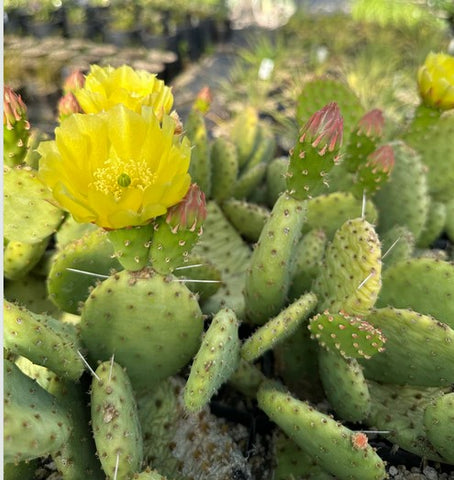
63;69;85;94
58;92;82;121
3;86;29;130
366;144;395;175
299;102;343;155
357;109;384;138
193;86;213;114
166;184;207;233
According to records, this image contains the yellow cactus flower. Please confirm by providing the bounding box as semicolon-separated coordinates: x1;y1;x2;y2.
38;104;191;230
417;52;454;110
74;64;174;119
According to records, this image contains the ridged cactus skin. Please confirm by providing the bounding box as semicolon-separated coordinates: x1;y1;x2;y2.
80;268;204;392
302;191;378;239
4;359;72;464
309;311;386;360
47;229;123;314
244;193;306;324
318;347;371;423
367;381;447;463
423;392;454;464
360;307;454;387
257;381;387;480
373;140;430;240
312;217;382;316
184;308;240;412
4;165;64;244
91;360;143;479
241;292;318;362
377;258;454;329
222;199;270;242
4;300;85;380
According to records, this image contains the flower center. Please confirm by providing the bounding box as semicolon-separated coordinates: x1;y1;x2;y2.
91;158;157;200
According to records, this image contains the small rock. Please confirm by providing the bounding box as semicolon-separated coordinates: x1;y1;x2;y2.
389;466;399;477
423;466;438;480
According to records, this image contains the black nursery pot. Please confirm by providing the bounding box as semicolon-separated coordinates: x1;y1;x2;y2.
84;5;110;42
4;8;32;35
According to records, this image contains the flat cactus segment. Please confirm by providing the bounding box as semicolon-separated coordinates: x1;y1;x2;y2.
80;268;203;391
4;165;64;243
184;308;240;412
296;78;364;137
273;431;334;480
380;225;415;269
4;359;72;464
222;199;270;242
416;200;447;248
373;141;429;240
303;191;378;239
266;156;288;206
230;106;262;168
423;392;454;464
309;311;386;359
446;197;454;242
244;193;306;324
49;377;104;479
318;347;371;423
4;238;49;280
4;300;85;380
367;381;447;463
55;214;99;249
229;358;266;398
404;106;454;203
360;307;454;387
313;217;382;316
47;229;123;315
232;162;268;200
241;292;318;362
4;459;40;480
289;229;327;300
210;136;239;202
257;382;387;480
377;258;454;329
91;360;143;479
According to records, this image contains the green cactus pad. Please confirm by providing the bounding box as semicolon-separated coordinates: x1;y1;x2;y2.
266;156;288;207
377;257;454;329
184;308;241;412
210;136;239;202
360;307;454;386
106;223;154;271
289;229;327;300
47;229;123;315
80;268;203;391
246;128;276;169
241;292;318;362
4;459;40;480
4;359;72;464
416;200;447;248
222;199;270;242
303;191;378;239
257;381;387;480
4;300;85;380
423;392;454;464
133;468;170;479
228;358;266;398
244;193;306;324
318;347;371;423
380;225;415;269
232;162;268;200
273;431;334;480
373;141;429;240
313;217;382;316
230;106;261;168
296;78;364;137
367;381;447;463
15;355;56;391
309;311;386;359
91;360;143;479
49;377;104;479
446;197;454;243
186;109;211;196
404;106;454;203
4;238;49;281
4;165;64;243
55;214;100;249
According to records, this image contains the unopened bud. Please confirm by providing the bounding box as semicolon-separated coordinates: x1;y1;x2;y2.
58;92;82;121
193;86;213;114
166;184;207;233
63;69;85;94
4;86;29;130
357;109;384;138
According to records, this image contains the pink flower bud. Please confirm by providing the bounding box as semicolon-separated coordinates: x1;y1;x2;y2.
166;184;207;233
3;86;29;130
357;109;384;138
300;102;343;155
193;86;213;114
58;92;82;121
63;69;85;94
366;144;395;175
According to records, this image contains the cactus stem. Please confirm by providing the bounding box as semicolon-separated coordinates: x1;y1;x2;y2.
77;350;100;380
66;267;109;279
381;236;401;260
357;270;376;290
